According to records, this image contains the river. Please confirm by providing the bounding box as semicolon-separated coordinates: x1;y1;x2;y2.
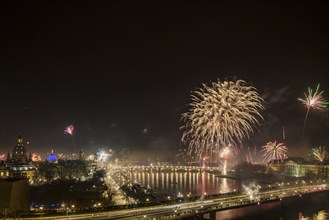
127;170;239;196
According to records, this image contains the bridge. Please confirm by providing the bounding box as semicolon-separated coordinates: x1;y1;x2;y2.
15;181;329;220
120;165;222;173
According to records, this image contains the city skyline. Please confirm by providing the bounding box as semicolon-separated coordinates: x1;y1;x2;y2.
1;1;328;159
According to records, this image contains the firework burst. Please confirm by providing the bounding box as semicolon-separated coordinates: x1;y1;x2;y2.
181;79;264;162
298;84;329;136
96;148;111;169
261;141;288;163
312;146;328;162
64;125;77;152
32;153;42;162
0;153;5;161
64;125;75;135
57;153;66;159
220;147;231;159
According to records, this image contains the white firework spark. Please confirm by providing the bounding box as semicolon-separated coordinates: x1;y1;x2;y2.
181;79;264;161
96;148;111;168
261;141;288;163
312;146;327;162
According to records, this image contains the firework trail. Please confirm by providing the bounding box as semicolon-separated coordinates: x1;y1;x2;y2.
64;125;77;152
246;146;252;163
261;141;288;163
245;146;257;164
312;146;327;162
298;84;329;137
247;146;253;163
220;146;231;175
181;79;264;162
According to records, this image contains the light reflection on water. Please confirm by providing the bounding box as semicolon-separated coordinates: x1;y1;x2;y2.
128;171;239;196
216;195;329;220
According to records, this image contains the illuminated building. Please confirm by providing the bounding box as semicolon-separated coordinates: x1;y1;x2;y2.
4;135;36;182
0;163;10;179
267;157;329;178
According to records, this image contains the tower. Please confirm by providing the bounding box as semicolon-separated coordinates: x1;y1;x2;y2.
11;134;28;163
6;152;11;162
79;148;85;160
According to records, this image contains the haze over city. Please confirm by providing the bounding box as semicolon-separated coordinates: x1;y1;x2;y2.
1;1;328;162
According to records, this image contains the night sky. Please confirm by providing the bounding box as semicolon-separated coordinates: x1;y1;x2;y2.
0;1;328;161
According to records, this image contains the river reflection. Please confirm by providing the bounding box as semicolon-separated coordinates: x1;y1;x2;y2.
215;192;329;220
128;171;239;196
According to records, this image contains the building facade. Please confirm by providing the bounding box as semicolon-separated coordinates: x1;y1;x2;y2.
267;157;329;178
2;135;36;182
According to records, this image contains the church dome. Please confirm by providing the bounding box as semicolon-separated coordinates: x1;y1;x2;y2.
47;154;58;163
